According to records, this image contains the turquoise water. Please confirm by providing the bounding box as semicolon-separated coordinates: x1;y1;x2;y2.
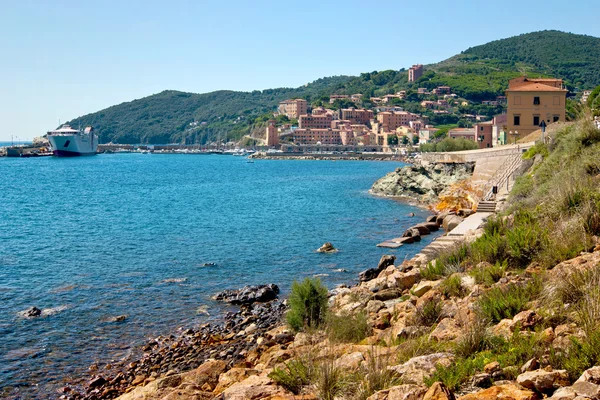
0;154;437;398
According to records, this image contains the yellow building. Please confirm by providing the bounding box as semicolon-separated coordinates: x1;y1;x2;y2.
506;77;567;139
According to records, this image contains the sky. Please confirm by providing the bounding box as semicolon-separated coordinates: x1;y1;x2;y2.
1;0;599;141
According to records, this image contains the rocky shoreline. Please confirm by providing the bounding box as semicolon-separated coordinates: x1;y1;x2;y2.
62;292;288;399
369;162;475;207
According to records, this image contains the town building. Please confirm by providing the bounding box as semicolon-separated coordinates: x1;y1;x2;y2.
340;108;374;125
448;128;476;141
329;94;349;104
376;111;420;132
298;108;334;129
473;114;507;148
292;128;342;145
432;86;451;95
581;90;592;104
505;77;567;139
408;64;424;82
278;99;308;119
265;120;279;146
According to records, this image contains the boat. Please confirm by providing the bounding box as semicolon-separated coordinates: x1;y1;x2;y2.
47;125;98;156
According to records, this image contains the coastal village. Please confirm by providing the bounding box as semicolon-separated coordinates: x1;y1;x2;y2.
265;68;570;153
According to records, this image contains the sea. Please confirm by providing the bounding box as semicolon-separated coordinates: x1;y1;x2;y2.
0;153;439;398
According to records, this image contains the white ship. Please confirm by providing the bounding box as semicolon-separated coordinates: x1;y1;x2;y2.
47;125;98;156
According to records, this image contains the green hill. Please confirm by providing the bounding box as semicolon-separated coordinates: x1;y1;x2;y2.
67;30;600;144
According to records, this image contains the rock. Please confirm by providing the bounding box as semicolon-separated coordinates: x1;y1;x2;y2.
372;288;402;301
378;255;397;271
370;163;475;205
88;376;107;388
426;215;438;223
213;284;279;305
367;384;428;400
131;375;146;386
392;236;415;245
220;374;287;399
421;222;440;232
516;369;570;394
366;300;386;314
334;351;365;370
317;242;337;253
521;358;539;373
360;268;380;282
410;225;431;235
442;215;463;232
457;384;540;400
214;368;260;394
429;318;461;342
107;315;127;322
390;269;421;290
576;366;600;385
548;386;576;399
388;353;455;385
21;306;42;317
403;228;422;239
395;325;427;340
423;381;455;400
484;361;501;374
571;381;600;398
457;209;474;218
472;373;493;388
412;281;434;297
513;310;542;329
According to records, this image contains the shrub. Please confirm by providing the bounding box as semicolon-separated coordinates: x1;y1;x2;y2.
286;277;329;332
454;321;495;358
559;330;600;380
470;261;506;286
422;244;469;280
354;350;401;400
476;280;540;323
315;357;346;400
269;358;314;394
326;311;371;343
425;354;487;392
414;297;443;327
441;274;467;298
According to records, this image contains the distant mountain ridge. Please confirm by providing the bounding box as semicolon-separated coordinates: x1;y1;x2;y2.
68;30;600;144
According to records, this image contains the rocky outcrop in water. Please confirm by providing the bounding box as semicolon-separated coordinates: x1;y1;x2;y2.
370;162;475;206
213;284;279;305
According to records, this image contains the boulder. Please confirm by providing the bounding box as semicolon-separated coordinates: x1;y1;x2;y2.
423;381;455;400
412;281;434;297
220;375;288;399
213;284;279;305
422;222;440;232
21;306;42;318
388;353;454;385
372;288;402;301
442;215;463;232
317;242;337;253
516;369;570;394
214;368;260;394
367;384;428;400
576;366;600;385
392;236;415;244
410;225;431;235
547;386;576;399
429;318;461;342
457;384;540;400
378;255;397;271
484;361;501;374
521;358;539;373
571;381;600;398
426;215;438;223
360;268;380;282
457;209;474;218
513;310;542;329
471;373;493;388
366;300;386;314
403;228;422;239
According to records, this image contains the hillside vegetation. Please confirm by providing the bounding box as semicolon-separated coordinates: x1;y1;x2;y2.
67;30;600;144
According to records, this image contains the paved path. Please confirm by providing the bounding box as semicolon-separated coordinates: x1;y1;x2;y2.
409;212;492;264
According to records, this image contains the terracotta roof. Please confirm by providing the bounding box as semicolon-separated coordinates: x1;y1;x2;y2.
506;83;567;92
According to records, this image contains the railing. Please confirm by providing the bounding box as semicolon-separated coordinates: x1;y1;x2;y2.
482;150;523;201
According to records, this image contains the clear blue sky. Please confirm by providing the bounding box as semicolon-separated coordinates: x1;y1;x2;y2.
1;0;599;141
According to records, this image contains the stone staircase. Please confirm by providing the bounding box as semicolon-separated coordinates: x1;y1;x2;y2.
482;150;524;201
476;201;497;213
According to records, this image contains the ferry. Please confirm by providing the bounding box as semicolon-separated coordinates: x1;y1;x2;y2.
47;125;98;156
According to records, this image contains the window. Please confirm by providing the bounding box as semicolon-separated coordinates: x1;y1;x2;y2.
514;115;521;126
533;115;540;126
533;96;540;105
553;115;560;122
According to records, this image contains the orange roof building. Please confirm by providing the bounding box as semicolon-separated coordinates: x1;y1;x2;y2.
505;77;567;139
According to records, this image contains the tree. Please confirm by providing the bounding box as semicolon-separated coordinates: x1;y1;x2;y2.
387;135;399;146
286;278;329;332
